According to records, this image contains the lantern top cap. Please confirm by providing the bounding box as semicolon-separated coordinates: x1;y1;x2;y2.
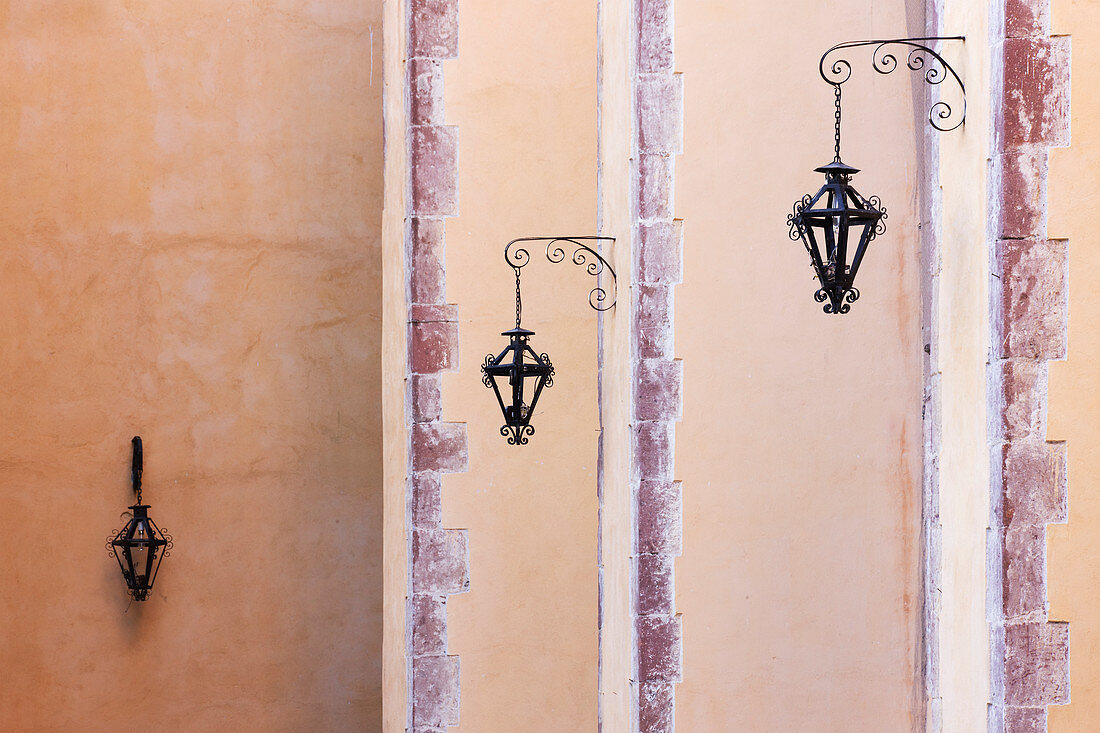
814;160;860;177
127;504;151;516
501;327;535;337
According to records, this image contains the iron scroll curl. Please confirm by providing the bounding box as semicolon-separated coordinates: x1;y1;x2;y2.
504;236;617;312
819;37;967;132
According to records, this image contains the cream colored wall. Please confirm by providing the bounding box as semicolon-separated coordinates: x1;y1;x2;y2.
936;0;995;730
0;2;384;730
1047;0;1100;728
441;0;600;729
674;2;925;729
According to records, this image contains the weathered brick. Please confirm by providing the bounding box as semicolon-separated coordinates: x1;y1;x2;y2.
637;480;682;555
997;359;1046;441
638;680;675;732
411;126;458;217
637;0;673;73
639;153;673;221
636;359;682;421
637;73;683;155
410;0;458;59
1003;525;1048;619
996;239;1067;360
411;471;442;527
637;615;682;682
1000;148;1047;239
638;554;675;616
638;221;683;285
635;284;674;360
410;218;446;304
412;422;469;473
412;655;460;727
412;528;469;594
1005;621;1069;707
1003;441;1067;528
1002;37;1071;148
635;421;674;482
1005;0;1049;38
410;320;458;374
412;594;447;656
411;374;442;422
1004;705;1046;733
410;58;445;127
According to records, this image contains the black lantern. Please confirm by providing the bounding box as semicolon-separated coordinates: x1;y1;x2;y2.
107;437;172;602
789;160;886;314
482;327;554;445
481;237;615;445
788;38;967;313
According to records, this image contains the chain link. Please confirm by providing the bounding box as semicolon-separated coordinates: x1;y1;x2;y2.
833;84;843;163
514;266;522;329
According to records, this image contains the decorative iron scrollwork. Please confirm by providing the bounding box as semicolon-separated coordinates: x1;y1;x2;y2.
504;236;617;312
819;37;967;132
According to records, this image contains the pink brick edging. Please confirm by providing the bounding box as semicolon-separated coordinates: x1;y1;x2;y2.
632;0;683;729
406;0;467;730
993;1;1071;729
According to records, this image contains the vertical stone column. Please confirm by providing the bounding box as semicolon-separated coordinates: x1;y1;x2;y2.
993;1;1071;729
633;1;684;729
406;1;469;730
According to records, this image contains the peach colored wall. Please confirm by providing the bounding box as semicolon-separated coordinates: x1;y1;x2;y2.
1048;0;1100;728
441;0;599;729
674;2;925;729
0;2;384;730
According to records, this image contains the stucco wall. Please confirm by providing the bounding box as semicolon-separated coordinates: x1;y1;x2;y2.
441;0;600;729
0;2;384;729
673;2;925;729
1048;0;1100;727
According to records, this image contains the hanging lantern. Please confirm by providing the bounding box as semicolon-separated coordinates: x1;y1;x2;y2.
788;38;968;314
107;437;172;602
788;160;886;314
482;327;554;445
480;237;615;445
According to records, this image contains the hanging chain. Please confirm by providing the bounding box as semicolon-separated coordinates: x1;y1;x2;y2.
132;436;143;505
833;84;843;162
514;266;523;329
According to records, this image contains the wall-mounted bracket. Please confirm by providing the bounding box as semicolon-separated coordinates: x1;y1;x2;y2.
503;236;617;314
820;36;967;132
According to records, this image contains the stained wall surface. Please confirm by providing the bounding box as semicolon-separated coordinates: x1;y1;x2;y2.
1048;0;1100;727
674;1;925;729
0;2;384;730
441;0;600;729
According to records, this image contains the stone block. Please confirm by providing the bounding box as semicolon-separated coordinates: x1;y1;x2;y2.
411;126;458;217
411;528;469;594
410;0;458;59
412;654;460;727
412;422;469;473
637;479;682;555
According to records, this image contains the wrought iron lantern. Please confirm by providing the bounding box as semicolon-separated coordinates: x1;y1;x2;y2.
482;236;615;445
107;436;172;602
788;37;966;314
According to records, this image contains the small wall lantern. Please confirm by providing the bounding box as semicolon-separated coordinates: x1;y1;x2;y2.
788;37;966;313
482;236;615;445
107;436;172;601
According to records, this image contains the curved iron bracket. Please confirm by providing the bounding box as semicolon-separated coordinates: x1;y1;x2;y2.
504;236;617;312
820;36;966;132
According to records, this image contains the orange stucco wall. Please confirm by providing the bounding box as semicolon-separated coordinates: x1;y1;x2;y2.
1048;0;1100;728
0;2;384;729
674;2;925;729
441;0;600;729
